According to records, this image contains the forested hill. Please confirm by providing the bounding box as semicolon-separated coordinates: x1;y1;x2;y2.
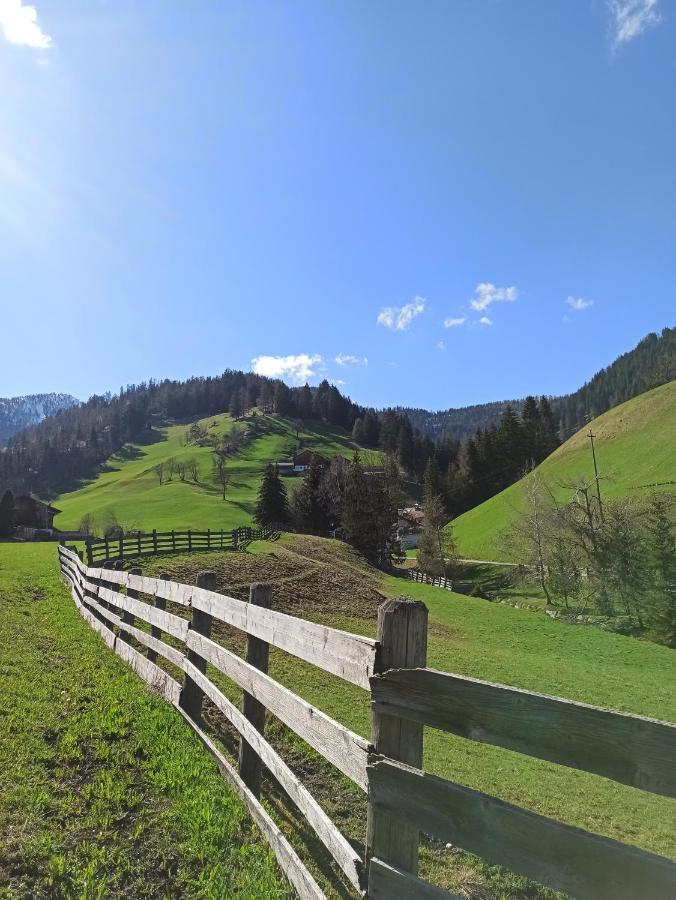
402;327;675;441
0;393;79;444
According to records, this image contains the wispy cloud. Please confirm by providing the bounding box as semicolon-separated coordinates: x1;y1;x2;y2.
443;316;466;328
479;316;493;326
469;283;519;312
251;353;323;385
330;378;346;387
607;0;660;48
377;296;426;331
436;340;447;351
335;353;368;367
0;0;52;48
566;296;594;311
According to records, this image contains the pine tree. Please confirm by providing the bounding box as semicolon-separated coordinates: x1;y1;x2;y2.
255;464;289;527
645;494;676;647
291;459;330;534
0;490;14;536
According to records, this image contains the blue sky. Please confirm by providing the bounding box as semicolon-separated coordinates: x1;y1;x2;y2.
1;1;674;410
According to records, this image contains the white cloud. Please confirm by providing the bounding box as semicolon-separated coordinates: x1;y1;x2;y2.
479;316;493;326
0;0;52;48
335;353;367;367
377;296;426;331
436;340;447;351
607;0;660;47
566;296;594;311
469;283;519;312
251;353;323;385
443;316;466;328
330;378;346;386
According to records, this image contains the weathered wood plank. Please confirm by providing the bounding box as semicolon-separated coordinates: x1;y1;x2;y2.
368;859;459;900
186;631;370;790
371;668;676;798
367;599;428;875
239;582;272;798
81;593;186;669
180;658;363;891
179;572;215;723
115;640;182;705
191;586;377;689
96;583;189;641
367;759;676;900
173;707;326;900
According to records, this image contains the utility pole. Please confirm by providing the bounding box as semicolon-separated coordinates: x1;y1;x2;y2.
587;430;604;523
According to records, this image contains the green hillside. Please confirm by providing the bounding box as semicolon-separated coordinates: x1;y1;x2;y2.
452;381;676;561
54;413;368;533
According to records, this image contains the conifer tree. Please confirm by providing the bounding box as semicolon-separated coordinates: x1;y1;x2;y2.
255;463;289;527
645;494;676;647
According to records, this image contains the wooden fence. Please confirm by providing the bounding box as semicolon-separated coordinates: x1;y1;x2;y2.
84;526;274;565
57;544;676;900
407;568;454;591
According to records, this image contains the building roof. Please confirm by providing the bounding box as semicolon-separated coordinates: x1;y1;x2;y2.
17;494;62;514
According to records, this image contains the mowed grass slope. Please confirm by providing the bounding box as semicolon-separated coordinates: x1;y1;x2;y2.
0;542;289;899
54;414;363;533
139;535;675;897
452;380;676;560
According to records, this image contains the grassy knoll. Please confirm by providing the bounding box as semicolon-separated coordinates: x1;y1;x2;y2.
452;380;676;561
0;542;289;899
53;414;366;534
139;535;676;897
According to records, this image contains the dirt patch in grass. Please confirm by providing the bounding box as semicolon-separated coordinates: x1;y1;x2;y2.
139;534;386;620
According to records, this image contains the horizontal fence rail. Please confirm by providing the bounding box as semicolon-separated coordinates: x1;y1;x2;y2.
406;568;453;591
58;544;373;897
84;526;275;565
57;543;676;900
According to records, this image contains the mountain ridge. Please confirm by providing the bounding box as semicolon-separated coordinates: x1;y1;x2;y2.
0;393;80;444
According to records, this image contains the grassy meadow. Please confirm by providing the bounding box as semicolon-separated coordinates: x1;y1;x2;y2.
452;380;676;561
0;542;288;899
137;534;676;897
53;413;366;534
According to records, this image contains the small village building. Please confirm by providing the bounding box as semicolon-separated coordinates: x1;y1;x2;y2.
14;495;62;531
276;462;295;477
292;450;329;473
397;504;425;550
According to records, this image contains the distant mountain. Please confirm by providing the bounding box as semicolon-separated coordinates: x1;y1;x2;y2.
0;393;80;444
402;327;675;442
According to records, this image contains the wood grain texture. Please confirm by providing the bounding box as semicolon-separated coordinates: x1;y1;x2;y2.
367;598;428;874
368;859;459;900
186;631;370;790
95;583;189;642
371;667;676;798
191;585;377;689
367;759;676;900
239;582;272;799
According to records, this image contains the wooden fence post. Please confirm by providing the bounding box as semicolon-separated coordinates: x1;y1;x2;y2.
366;597;428;875
85;538;93;566
171;529;176;552
147;572;169;663
153;529;158;555
179;571;215;722
238;582;273;798
118;533;124;560
188;529;192;552
120;566;140;644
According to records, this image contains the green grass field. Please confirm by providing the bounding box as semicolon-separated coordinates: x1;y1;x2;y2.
0;542;288;899
2;535;674;897
452;380;676;561
139;534;676;896
53;413;368;533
